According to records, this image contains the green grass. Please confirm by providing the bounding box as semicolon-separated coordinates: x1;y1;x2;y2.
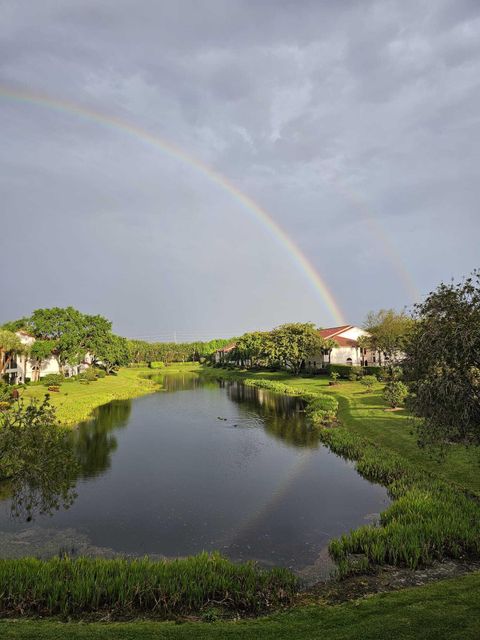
19;364;200;426
0;553;296;619
1;571;479;639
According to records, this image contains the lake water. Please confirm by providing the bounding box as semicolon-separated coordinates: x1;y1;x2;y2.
0;373;389;579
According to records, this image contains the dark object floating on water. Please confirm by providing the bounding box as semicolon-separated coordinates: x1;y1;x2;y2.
217;417;228;421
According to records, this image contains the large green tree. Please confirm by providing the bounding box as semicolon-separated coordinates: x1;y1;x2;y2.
268;323;325;375
403;271;480;448
234;332;270;368
363;309;414;364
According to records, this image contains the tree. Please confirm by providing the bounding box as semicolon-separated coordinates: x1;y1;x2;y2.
403;271;480;448
28;307;87;374
28;340;55;382
268;323;325;375
360;375;376;392
363;309;414;365
234;332;270;368
383;381;408;408
0;329;23;377
92;334;130;374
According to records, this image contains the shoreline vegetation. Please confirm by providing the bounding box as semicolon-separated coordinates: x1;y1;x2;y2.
18;364;198;427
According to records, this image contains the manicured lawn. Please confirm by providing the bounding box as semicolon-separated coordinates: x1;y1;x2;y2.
1;571;479;639
204;368;480;495
19;364;200;426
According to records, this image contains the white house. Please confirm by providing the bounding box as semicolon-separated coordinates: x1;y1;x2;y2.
212;325;379;370
213;342;237;364
2;331;92;384
306;325;377;371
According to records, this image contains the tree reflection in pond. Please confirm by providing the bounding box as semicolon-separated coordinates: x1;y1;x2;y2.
225;382;320;448
72;400;131;479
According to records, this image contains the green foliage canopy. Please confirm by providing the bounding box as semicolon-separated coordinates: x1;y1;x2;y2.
404;271;480;448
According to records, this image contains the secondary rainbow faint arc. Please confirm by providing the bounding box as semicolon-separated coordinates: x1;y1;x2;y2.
0;84;346;325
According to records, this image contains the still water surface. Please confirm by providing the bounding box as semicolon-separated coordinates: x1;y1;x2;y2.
0;374;389;575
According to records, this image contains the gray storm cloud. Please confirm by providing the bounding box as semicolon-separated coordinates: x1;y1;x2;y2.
1;0;479;338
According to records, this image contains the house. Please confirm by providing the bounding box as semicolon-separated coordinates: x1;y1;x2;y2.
213;343;237;364
1;331;92;384
307;325;377;371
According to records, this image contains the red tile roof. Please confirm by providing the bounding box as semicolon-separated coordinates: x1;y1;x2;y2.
219;343;237;352
332;336;358;347
319;325;353;339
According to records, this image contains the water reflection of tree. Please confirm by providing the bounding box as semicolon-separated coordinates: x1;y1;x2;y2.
226;383;320;449
153;372;218;393
72;400;131;479
0;399;78;521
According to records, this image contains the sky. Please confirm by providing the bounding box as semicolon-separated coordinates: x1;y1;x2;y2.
1;0;479;340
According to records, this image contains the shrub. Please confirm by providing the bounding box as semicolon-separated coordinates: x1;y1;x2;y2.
330;371;340;383
363;366;382;377
326;364;360;379
350;366;363;381
383;381;408;408
41;374;64;387
360;375;377;391
94;368;107;378
306;394;339;427
0;383;12;403
83;367;98;382
149;361;165;369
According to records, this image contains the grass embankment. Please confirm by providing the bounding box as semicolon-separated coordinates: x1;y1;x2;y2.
1;571;479;639
19;364;200;427
204;368;480;576
0;553;296;619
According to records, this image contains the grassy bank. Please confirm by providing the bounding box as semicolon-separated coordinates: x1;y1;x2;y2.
18;363;200;426
1;571;479;639
0;553;296;619
203;368;480;576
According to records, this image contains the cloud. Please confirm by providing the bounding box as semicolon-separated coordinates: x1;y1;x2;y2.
1;0;479;336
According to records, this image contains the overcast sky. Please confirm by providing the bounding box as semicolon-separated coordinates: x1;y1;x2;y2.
1;0;479;339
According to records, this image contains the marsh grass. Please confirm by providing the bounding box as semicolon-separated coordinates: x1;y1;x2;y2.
321;428;480;576
0;553;297;619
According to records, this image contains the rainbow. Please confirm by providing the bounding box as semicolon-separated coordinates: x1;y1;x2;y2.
0;84;346;325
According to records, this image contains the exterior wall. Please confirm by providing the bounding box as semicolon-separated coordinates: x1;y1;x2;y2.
4;332;92;383
337;327;369;341
306;326;378;369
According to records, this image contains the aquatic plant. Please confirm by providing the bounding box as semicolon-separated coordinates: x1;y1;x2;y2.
0;553;297;618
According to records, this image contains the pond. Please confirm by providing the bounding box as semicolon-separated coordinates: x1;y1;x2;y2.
0;374;389;580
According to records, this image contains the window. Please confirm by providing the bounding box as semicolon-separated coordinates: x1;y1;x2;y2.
346;357;353;365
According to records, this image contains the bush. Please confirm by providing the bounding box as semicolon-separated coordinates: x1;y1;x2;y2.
326;364;359;379
41;374;64;387
94;368;106;378
330;371;340;383
0;383;12;403
383;381;408;408
306;394;339;427
360;375;377;391
363;366;382;377
348;366;363;381
149;361;165;369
